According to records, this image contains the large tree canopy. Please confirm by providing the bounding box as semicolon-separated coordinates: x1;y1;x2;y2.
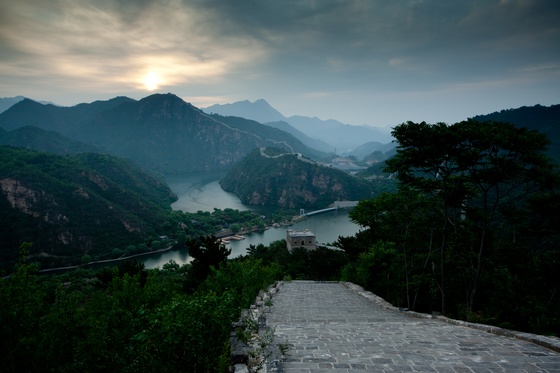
386;120;554;204
385;120;557;313
184;235;231;291
348;119;559;329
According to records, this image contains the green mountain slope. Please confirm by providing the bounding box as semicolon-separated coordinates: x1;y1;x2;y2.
471;104;560;163
206;114;329;161
0;94;322;173
220;147;376;209
0;97;133;135
0;146;176;270
0;96;25;113
0;126;100;154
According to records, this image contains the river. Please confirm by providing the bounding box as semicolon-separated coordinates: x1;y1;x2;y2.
140;173;361;269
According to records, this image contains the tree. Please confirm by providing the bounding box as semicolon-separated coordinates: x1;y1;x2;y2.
111;247;123;259
386;120;556;315
81;254;92;264
137;243;148;253
184;235;231;290
0;243;44;371
350;190;439;310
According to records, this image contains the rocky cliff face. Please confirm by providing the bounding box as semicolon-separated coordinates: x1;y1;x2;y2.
0;146;176;269
220;148;375;210
1;178;49;218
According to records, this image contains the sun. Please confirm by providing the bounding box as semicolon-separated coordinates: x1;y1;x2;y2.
143;72;160;91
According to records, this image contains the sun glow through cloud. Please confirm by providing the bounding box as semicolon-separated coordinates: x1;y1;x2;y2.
143;72;161;91
0;1;558;125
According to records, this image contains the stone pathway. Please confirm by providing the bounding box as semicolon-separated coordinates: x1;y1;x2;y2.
266;281;560;372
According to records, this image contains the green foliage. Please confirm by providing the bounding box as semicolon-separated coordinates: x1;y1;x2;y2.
0;125;101;155
129;292;237;372
0;247;278;372
184;235;232;291
247;240;347;281
0;94;325;174
472;104;560;162
1;109;559;372
0;148;268;272
81;254;92;264
271;209;298;224
343;119;560;334
200;258;282;309
340;242;400;302
0;146;176;270
111;248;123;258
220;147;377;209
163;207;266;239
0;243;45;372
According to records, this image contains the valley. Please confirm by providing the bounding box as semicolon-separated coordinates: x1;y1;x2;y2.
0;95;559;371
1;2;559;370
142;172;361;268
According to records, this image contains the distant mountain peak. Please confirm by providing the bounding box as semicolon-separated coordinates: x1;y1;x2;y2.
203;98;394;149
0;96;26;114
140;92;185;104
146;92;177;98
135;93;202;118
203;99;286;123
253;98;270;105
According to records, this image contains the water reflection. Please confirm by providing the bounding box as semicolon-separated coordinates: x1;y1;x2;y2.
227;209;360;254
140;173;360;269
141;247;192;269
167;172;249;213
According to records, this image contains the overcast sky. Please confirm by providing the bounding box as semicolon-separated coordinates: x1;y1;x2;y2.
1;0;559;128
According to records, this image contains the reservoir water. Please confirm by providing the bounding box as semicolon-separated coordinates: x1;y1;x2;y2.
141;173;361;269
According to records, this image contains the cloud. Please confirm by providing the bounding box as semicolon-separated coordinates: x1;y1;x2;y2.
0;0;267;94
0;0;558;124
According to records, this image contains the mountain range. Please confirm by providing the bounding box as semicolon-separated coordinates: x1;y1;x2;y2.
0;95;395;161
204;99;394;151
0;93;558;267
2;94;559;169
0;96;55;113
0;94;323;174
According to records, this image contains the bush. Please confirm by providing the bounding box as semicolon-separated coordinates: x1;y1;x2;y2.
81;254;92;264
111;248;123;259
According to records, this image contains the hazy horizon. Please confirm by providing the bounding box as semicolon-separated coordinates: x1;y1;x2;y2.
1;1;559;127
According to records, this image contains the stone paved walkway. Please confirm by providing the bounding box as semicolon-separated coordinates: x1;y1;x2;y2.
266;281;560;372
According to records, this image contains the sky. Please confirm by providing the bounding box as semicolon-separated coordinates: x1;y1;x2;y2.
0;0;559;128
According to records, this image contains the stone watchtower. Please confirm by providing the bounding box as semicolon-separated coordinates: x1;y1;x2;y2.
286;229;317;252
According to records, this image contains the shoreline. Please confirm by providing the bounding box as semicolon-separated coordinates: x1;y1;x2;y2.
37;244;175;273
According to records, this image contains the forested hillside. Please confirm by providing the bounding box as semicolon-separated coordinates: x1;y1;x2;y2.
206;114;330;161
472;104;560;162
0;126;100;154
1;117;559;373
0;146;176;270
220;147;376;209
0;94;322;173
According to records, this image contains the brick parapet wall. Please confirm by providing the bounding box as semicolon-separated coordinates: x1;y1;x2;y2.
343;282;560;353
